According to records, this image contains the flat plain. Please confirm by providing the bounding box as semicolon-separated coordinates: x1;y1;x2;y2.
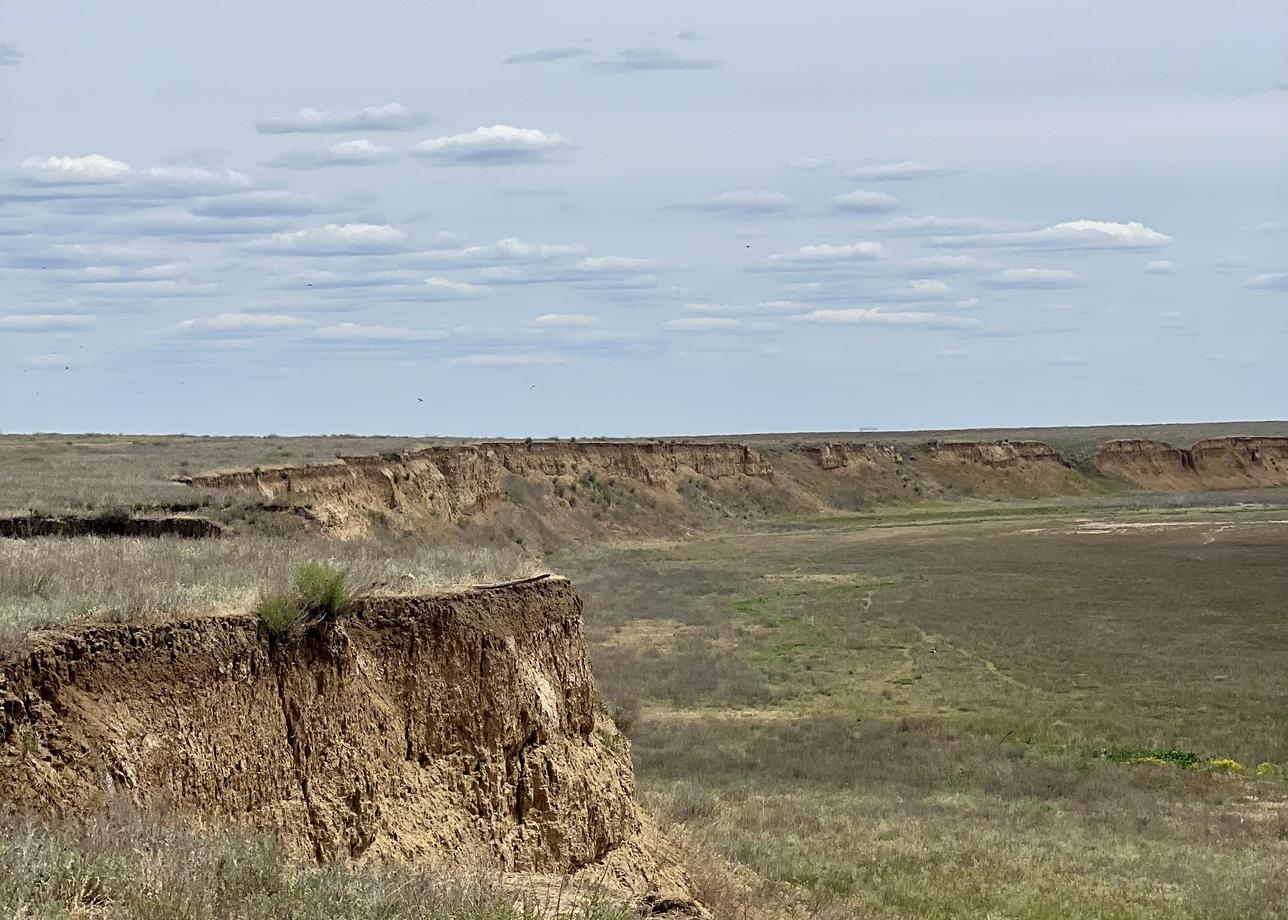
560;500;1288;919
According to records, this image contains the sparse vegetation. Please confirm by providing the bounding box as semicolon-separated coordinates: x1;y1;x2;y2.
0;536;540;653
560;504;1288;918
255;561;358;638
0;808;637;920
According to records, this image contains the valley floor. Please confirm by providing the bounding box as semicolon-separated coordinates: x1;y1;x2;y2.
559;497;1288;919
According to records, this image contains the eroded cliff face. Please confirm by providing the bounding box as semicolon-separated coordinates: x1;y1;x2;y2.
188;442;770;535
1095;437;1288;490
0;578;687;896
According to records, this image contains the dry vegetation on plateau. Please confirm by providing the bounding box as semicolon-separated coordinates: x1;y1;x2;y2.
560;503;1288;919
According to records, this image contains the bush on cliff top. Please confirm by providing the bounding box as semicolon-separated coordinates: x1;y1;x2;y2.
254;561;356;638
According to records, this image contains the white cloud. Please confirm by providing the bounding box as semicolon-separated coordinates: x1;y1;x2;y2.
985;268;1082;288
256;102;427;134
1213;255;1248;272
666;317;741;331
746;241;887;270
935;220;1172;250
246;223;408;255
693;190;794;214
956;297;980;309
1145;259;1176;275
270;139;396;169
589;47;720;72
793;308;979;328
890;279;952;300
19;154;132;184
175;312;306;333
845;161;951;181
788;156;832;170
0;314;96;331
1245;273;1288;290
572;256;659;273
414;125;573;166
530;313;599;327
313;322;446;341
1254;220;1283;232
83;279;217;298
140;167;252;194
423;237;587;266
906;255;988;274
449;354;566;366
423;277;488;297
833;189;900;213
684;300;800;315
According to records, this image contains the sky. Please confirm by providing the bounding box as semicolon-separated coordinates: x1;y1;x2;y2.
1;1;1285;436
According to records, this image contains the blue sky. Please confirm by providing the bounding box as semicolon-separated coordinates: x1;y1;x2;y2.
2;1;1284;436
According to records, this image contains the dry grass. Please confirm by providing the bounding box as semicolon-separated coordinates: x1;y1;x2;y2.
0;535;540;652
0;806;636;920
559;502;1288;919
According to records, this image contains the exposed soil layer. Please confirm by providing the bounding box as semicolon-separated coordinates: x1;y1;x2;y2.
0;577;693;899
0;514;223;539
1095;437;1288;490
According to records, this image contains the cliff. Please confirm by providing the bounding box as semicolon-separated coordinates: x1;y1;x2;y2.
187;441;771;535
0;577;696;902
1095;437;1288;490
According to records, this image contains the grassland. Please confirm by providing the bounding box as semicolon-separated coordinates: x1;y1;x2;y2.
559;501;1288;919
0;808;633;920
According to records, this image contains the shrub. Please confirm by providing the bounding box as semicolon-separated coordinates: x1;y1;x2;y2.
254;562;355;638
293;561;355;621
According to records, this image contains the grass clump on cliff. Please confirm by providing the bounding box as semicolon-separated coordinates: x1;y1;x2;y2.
255;561;356;637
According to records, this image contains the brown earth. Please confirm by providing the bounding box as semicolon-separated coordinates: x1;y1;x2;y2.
0;513;223;539
0;576;699;907
1095;437;1288;490
184;438;1111;538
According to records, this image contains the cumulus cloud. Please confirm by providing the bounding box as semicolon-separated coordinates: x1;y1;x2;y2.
984;268;1082;288
1244;273;1288;290
0;42;23;65
0;313;96;331
82;278;218;298
845;161;951;181
1255;220;1283;232
414;125;572;166
19;154;132;184
934;220;1172;250
449;354;565;366
833;189;900;213
313;322;446;342
573;256;659;272
792;308;979;329
888;279;952;301
421;237;587;266
691;190;794;214
746;241;887;271
23;353;72;368
504;46;591;64
878;215;1025;235
1213;255;1248;272
530;313;599;327
684;300;801;316
589;47;720;72
269;139;396;170
1145;259;1176;275
256;102;427;134
245;223;408;255
905;255;989;275
175;312;306;333
423;277;488;297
